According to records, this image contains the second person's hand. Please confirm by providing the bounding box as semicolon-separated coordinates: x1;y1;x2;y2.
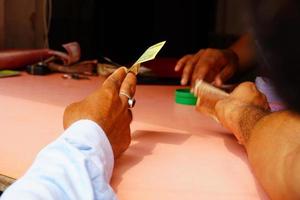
175;48;239;90
214;82;270;144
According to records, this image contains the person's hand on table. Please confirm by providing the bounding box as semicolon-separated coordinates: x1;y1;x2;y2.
174;48;239;90
63;67;137;158
214;82;270;144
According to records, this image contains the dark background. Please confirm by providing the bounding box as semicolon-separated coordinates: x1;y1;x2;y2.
49;0;218;65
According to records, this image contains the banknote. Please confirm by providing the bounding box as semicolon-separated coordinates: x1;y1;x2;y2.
128;41;166;75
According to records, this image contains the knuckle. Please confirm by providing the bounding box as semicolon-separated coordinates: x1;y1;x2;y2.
185;54;193;58
206;48;214;52
195;64;209;75
239;82;255;90
103;87;115;100
206;48;220;56
186;59;195;66
198;49;205;53
183;65;193;73
203;62;213;69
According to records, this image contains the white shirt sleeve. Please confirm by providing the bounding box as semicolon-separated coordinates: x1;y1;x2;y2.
1;120;117;200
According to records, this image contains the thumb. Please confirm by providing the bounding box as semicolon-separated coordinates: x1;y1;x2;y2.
102;67;128;92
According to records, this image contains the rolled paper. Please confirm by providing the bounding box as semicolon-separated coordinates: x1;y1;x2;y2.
195;80;229;119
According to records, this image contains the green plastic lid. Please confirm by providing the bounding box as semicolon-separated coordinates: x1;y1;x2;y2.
175;88;197;105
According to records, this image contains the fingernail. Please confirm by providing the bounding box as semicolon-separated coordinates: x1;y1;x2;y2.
181;79;186;85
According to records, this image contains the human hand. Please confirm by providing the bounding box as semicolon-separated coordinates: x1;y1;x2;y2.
174;48;239;90
63;67;136;158
215;82;270;144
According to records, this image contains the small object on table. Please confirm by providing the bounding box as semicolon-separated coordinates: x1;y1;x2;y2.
0;70;21;78
175;88;197;105
26;57;55;75
62;73;90;80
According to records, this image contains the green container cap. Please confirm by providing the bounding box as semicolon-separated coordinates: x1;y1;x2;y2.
175;88;197;105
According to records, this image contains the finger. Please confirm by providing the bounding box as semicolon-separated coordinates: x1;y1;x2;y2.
119;72;137;107
191;49;224;87
174;55;192;71
181;63;194;85
181;52;202;84
111;118;131;159
214;64;235;87
180;50;205;85
191;61;210;89
103;67;127;92
127;109;133;123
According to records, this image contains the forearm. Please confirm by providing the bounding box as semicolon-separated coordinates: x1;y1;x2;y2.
215;82;300;199
229;33;257;72
234;105;269;144
245;111;300;199
216;99;270;145
0;49;51;69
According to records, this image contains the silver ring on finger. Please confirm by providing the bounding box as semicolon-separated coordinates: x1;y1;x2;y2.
120;91;136;108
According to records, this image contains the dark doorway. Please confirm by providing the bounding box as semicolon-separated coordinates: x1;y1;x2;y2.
49;0;217;64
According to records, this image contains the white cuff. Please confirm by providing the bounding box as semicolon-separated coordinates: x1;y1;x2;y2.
60;120;114;182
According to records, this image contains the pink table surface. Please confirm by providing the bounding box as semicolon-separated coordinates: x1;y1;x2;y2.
0;73;269;200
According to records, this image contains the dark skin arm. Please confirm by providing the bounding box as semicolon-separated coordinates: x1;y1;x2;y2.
247;111;300;199
175;33;256;89
229;33;256;72
215;82;300;199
